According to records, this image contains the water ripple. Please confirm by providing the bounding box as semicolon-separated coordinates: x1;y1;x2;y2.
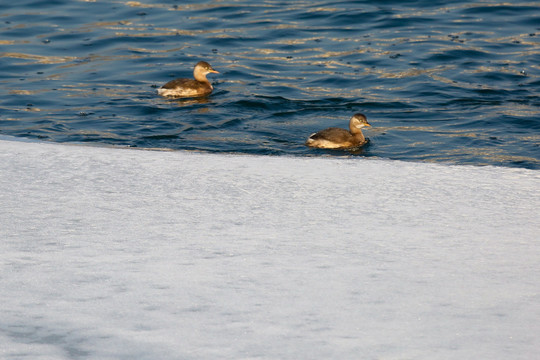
0;0;539;168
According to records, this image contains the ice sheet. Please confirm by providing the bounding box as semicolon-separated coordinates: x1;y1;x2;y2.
1;137;539;359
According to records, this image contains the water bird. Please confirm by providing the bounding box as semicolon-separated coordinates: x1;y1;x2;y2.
306;113;371;149
158;61;219;98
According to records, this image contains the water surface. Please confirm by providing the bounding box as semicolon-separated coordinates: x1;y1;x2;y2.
1;0;539;168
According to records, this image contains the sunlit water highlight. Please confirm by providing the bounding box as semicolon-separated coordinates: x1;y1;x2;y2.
1;0;539;168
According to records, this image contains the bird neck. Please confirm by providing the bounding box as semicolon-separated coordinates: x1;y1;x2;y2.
351;129;365;142
194;71;209;83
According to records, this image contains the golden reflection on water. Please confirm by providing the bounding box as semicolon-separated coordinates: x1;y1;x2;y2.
440;146;540;166
163;97;213;107
59;83;140;99
0;52;76;64
124;1;272;12
78;20;132;30
125;1;165;8
0;40;20;45
501;108;540;117
308;7;341;13
518;135;540;143
9;89;49;95
369;66;449;79
127;46;187;54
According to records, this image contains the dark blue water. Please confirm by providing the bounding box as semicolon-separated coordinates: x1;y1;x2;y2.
1;0;539;168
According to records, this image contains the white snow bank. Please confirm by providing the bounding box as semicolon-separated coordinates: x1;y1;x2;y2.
1;137;539;360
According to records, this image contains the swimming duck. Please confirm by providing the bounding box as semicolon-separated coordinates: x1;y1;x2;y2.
306;113;371;149
158;61;219;98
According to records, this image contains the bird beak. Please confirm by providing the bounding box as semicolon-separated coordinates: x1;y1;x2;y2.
209;69;219;74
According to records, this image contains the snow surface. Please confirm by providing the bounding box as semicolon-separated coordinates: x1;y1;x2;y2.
1;137;539;360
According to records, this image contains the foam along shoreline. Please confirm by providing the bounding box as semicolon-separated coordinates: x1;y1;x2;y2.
1;136;539;360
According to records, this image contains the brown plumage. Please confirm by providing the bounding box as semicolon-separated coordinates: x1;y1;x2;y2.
158;61;219;98
306;113;371;149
